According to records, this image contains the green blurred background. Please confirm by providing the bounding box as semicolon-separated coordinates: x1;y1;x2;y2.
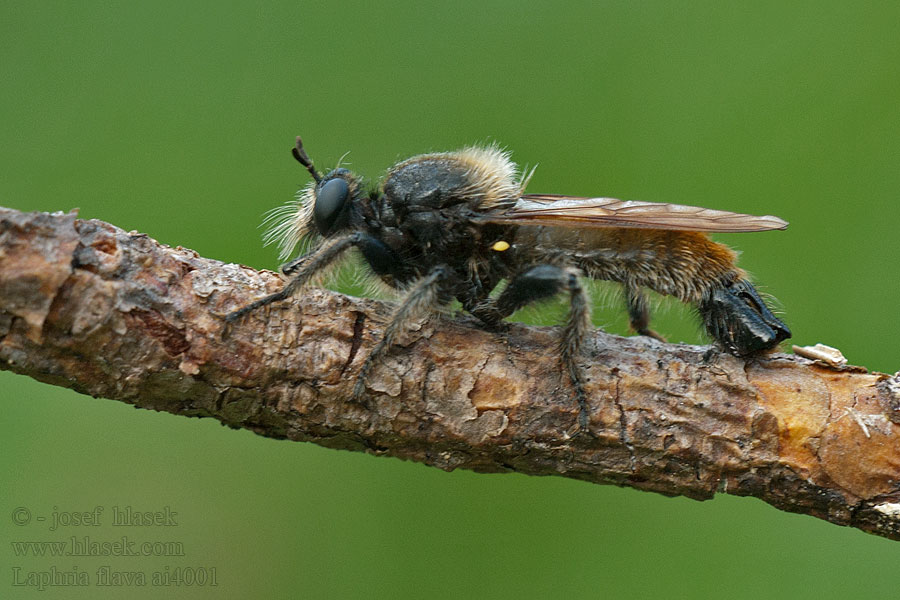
2;2;899;598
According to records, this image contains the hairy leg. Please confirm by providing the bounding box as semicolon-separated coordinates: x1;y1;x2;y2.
225;232;366;322
352;265;453;401
624;283;666;342
474;265;593;431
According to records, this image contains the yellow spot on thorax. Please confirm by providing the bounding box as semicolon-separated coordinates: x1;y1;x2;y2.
492;240;510;252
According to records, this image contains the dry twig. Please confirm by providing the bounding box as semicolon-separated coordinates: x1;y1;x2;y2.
2;206;900;540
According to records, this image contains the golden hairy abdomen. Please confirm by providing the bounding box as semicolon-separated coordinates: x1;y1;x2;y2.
514;227;743;302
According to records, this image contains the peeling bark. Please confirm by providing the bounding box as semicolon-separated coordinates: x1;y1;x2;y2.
2;206;900;540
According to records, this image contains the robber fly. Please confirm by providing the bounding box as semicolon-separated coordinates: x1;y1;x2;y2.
226;137;791;429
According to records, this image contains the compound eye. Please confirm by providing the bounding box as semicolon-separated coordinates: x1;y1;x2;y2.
313;177;350;235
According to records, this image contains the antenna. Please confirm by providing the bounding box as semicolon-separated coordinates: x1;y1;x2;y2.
292;135;323;183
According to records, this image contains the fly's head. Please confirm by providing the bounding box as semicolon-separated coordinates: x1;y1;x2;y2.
264;137;367;261
290;136;365;237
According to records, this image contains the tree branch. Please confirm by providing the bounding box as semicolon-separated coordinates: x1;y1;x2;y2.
3;206;900;540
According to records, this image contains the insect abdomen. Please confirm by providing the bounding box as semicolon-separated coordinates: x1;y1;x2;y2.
516;227;742;301
699;278;791;354
513;225;789;353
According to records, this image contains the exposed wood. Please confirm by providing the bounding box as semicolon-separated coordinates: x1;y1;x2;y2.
2;206;900;540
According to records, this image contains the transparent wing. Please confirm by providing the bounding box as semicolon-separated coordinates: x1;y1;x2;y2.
475;194;788;232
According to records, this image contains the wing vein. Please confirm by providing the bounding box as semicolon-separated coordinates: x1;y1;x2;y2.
473;194;788;232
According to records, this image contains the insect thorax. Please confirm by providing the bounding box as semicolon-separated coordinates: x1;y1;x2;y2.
363;149;523;292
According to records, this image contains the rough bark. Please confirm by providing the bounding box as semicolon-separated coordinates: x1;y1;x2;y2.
2;206;900;540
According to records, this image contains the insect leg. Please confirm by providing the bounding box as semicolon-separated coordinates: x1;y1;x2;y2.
484;265;593;430
467;264;572;324
225;231;366;322
280;254;309;276
352;265;453;401
560;270;592;431
624;283;666;342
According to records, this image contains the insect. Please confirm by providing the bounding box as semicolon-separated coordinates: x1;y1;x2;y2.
226;136;791;429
